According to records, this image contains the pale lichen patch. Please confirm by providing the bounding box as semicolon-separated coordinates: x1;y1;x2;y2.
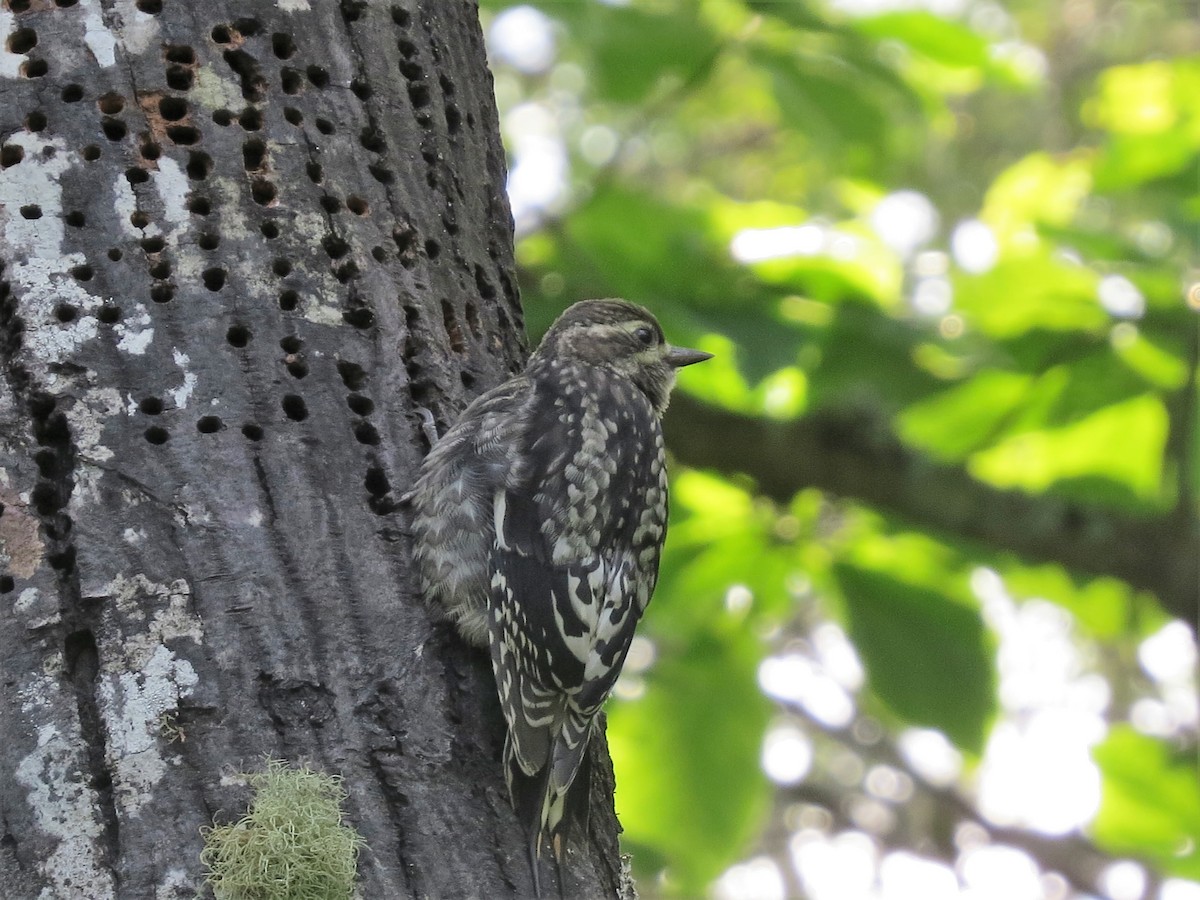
169;349;198;408
16;677;116;900
115;303;155;356
98;644;198;813
78;0;117;67
97;575;203;815
14;586;60;629
0;9;26;78
112;0;160;55
153;157;190;239
191;67;245;112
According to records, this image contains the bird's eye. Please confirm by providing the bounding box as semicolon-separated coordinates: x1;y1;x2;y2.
635;326;655;346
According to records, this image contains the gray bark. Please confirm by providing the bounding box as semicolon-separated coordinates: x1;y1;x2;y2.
0;1;625;897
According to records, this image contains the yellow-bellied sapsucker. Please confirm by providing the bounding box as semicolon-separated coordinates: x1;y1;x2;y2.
411;299;711;894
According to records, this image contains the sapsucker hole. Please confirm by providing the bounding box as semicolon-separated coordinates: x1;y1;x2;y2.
125;166;149;185
139;397;164;415
65;211;85;227
144;426;169;444
25;111;47;132
371;246;387;263
0;576;14;593
278;289;299;310
7;27;37;54
354;422;379;445
187;195;211;215
140;236;165;253
101;118;126;141
130;211;150;229
149;260;171;279
106;247;120;260
187;151;213;180
62;83;83;102
342;307;373;328
19;205;41;219
159;96;187;120
166;65;194;90
315;118;335;135
212;108;234;127
199;232;220;250
166;125;200;145
82;144;101;160
54;303;77;323
141;142;161;160
280;67;303;95
286;359;308;378
260;220;279;239
368;164;394;184
70;265;93;282
364;464;389;496
424;239;440;259
21;58;49;78
250;179;277;206
202;268;226;291
279;335;301;353
272;257;292;277
98;305;121;324
150;283;175;304
240;106;263;131
226;325;251;347
242;138;267;171
284;107;302;125
196;415;223;433
322;235;350;259
337;360;366;390
305;162;323;183
306;65;329;88
347;196;368;216
346;394;373;415
281;394;307;421
320;195;341;214
1;144;24;167
242;423;264;441
272;33;296;59
35;449;57;477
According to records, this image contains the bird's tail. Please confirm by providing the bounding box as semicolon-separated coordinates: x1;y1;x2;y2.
505;710;596;897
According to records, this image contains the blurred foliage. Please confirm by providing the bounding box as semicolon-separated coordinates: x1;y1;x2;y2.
480;0;1199;895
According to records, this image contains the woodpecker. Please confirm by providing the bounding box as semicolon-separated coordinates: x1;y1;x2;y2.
411;298;711;894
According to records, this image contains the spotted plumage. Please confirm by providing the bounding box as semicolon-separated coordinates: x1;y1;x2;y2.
411;299;711;895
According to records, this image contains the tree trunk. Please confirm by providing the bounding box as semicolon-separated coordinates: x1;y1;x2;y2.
0;1;626;896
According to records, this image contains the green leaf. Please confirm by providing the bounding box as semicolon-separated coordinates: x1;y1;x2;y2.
1092;726;1200;879
967;393;1170;510
853;11;990;70
834;564;994;752
608;632;771;895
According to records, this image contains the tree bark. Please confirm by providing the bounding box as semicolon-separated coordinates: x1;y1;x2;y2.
0;2;625;897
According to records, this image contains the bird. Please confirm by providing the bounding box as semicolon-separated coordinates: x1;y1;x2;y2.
410;298;711;895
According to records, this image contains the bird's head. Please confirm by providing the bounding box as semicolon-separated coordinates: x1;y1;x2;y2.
532;299;712;413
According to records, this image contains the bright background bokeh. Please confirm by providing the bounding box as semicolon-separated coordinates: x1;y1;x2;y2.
478;1;1200;897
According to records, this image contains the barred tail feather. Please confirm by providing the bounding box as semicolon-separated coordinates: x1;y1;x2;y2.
504;711;597;898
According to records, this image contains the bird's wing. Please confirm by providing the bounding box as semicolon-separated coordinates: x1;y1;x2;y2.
485;377;664;871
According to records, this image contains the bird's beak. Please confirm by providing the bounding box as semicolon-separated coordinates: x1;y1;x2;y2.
666;345;714;368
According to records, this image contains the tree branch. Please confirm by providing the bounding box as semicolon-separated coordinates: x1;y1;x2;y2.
665;395;1198;624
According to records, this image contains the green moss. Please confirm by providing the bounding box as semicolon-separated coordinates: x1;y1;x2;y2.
200;759;365;900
